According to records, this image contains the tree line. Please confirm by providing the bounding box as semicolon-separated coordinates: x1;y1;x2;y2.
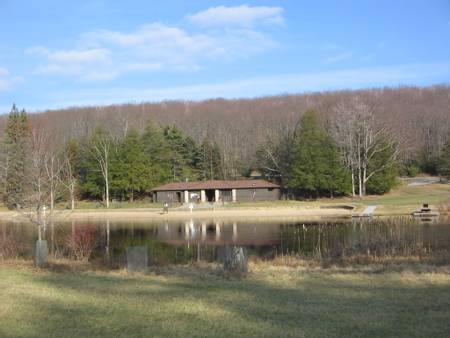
1;86;450;209
256;106;398;198
0;105;224;210
1;85;448;178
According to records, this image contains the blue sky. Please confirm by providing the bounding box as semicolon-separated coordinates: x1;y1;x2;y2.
0;0;449;112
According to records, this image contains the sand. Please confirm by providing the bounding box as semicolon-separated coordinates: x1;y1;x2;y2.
0;206;352;222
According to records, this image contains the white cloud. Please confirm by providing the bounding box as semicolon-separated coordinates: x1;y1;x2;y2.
187;5;284;27
27;18;279;81
28;46;113;81
47;48;110;64
86;23;213;49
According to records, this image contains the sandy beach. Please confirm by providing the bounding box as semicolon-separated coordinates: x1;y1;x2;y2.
0;206;353;222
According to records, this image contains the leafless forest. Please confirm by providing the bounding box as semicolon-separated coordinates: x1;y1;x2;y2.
1;85;449;177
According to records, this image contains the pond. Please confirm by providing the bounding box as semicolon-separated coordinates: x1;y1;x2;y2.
1;216;449;268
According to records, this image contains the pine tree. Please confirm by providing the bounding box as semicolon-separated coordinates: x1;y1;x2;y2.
141;122;172;186
79;128;113;206
163;126;198;181
111;130;152;201
198;136;222;180
438;140;450;180
289;110;350;198
3;104;30;209
255;132;295;186
365;141;398;194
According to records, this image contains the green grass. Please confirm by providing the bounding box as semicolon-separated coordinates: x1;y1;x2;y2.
1;264;450;337
224;182;450;214
356;183;450;206
54;200;165;210
2;181;449;216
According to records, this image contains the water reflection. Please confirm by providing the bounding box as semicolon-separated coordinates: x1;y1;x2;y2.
0;216;449;267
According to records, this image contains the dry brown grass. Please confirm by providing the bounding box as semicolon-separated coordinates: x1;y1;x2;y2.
2;257;450;338
438;198;450;214
3;248;450;278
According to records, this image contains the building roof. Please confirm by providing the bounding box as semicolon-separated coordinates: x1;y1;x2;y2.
152;179;280;191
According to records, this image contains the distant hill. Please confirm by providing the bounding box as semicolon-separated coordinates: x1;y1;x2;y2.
1;85;449;174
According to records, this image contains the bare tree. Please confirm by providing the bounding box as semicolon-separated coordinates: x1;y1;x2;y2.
2;85;448;182
28;127;48;222
44;151;64;213
332;97;398;196
61;147;77;210
87;130;114;208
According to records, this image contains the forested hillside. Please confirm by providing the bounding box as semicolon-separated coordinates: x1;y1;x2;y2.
0;85;449;206
2;85;448;173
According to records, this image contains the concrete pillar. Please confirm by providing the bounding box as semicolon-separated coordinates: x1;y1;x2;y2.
184;190;189;204
201;190;206;202
232;189;237;202
215;189;220;202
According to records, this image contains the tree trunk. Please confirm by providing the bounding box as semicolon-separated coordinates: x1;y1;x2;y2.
351;171;356;197
50;189;54;212
362;167;367;196
105;176;109;208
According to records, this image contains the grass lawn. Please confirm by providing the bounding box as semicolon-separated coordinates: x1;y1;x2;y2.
1;264;449;337
57;200;164;210
224;182;450;214
1;180;449;216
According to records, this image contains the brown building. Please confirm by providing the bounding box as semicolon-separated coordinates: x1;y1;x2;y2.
152;179;280;203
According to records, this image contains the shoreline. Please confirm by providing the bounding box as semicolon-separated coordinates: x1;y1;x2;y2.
0;206;355;221
0;205;434;221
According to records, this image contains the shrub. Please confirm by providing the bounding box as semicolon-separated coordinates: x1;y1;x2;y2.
66;225;98;261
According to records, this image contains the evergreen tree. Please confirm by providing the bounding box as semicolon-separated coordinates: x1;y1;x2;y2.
79;128;113;205
78;143;104;200
163;126;198;181
3;104;30;209
111;130;152;201
365;141;398;194
437;140;450;180
141;122;172;186
289;110;350;198
198;136;222;180
255;132;295;186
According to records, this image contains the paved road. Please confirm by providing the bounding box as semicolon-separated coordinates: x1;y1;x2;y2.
362;205;377;216
403;177;440;187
